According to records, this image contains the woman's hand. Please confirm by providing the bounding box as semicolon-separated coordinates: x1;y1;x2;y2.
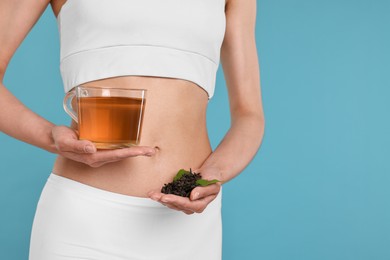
148;166;223;215
52;125;157;167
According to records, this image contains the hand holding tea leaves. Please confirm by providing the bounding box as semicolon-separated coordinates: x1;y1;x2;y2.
148;167;222;215
161;168;219;197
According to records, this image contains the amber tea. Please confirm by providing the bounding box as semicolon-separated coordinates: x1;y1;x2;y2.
63;86;147;149
78;96;145;148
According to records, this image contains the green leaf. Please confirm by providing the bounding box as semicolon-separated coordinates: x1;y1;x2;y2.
173;169;189;181
196;179;220;187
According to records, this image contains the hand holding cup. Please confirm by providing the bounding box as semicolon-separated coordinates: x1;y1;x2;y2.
51;125;157;168
59;85;155;167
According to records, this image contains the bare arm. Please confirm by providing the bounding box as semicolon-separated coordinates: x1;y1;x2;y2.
200;0;265;183
0;0;157;165
148;0;265;214
0;0;57;152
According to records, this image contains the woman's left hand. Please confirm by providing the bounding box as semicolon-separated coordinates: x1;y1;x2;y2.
147;166;222;215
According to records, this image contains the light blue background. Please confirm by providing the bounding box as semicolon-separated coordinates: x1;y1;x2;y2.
1;0;389;259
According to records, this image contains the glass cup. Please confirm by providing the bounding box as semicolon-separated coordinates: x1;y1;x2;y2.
63;85;147;149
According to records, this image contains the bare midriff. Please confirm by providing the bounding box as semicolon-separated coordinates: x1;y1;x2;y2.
52;75;212;197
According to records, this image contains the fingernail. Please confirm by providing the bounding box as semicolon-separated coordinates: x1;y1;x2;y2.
161;197;170;203
192;192;200;200
151;195;159;201
144;150;154;156
85;145;95;153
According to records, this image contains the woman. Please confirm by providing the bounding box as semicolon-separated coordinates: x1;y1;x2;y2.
0;0;264;259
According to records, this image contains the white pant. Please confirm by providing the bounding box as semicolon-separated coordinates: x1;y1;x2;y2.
29;173;222;260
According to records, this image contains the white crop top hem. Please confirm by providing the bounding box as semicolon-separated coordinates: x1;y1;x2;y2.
60;44;217;99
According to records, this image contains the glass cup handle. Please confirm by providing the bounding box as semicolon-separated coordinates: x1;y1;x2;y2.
63;90;78;123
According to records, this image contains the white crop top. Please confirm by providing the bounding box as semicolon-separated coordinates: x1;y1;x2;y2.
57;0;226;100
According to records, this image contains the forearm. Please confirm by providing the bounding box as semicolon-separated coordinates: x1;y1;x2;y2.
0;83;58;153
202;112;265;183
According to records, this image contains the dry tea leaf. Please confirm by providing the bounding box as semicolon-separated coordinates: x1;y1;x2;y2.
161;168;220;198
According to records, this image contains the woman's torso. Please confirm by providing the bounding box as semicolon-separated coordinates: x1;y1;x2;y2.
50;0;213;197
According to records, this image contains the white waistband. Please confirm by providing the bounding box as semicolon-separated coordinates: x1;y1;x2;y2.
47;173;222;210
48;173;165;208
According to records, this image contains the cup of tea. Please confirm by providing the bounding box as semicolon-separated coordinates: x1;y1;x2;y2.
63;85;147;149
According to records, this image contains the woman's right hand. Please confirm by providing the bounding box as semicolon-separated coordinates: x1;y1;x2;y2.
51;125;157;168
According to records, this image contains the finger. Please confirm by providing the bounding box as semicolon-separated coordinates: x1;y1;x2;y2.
161;199;195;215
190;184;221;201
187;194;217;213
59;151;122;168
62;138;97;154
162;202;194;215
53;126;96;154
161;194;217;213
180;209;195;215
148;191;194;214
61;146;157;168
148;191;164;201
90;146;157;162
60;151;93;164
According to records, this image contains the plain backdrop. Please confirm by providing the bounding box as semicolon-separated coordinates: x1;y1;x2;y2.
1;0;389;259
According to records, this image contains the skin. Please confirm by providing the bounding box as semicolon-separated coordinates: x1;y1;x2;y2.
0;0;264;215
